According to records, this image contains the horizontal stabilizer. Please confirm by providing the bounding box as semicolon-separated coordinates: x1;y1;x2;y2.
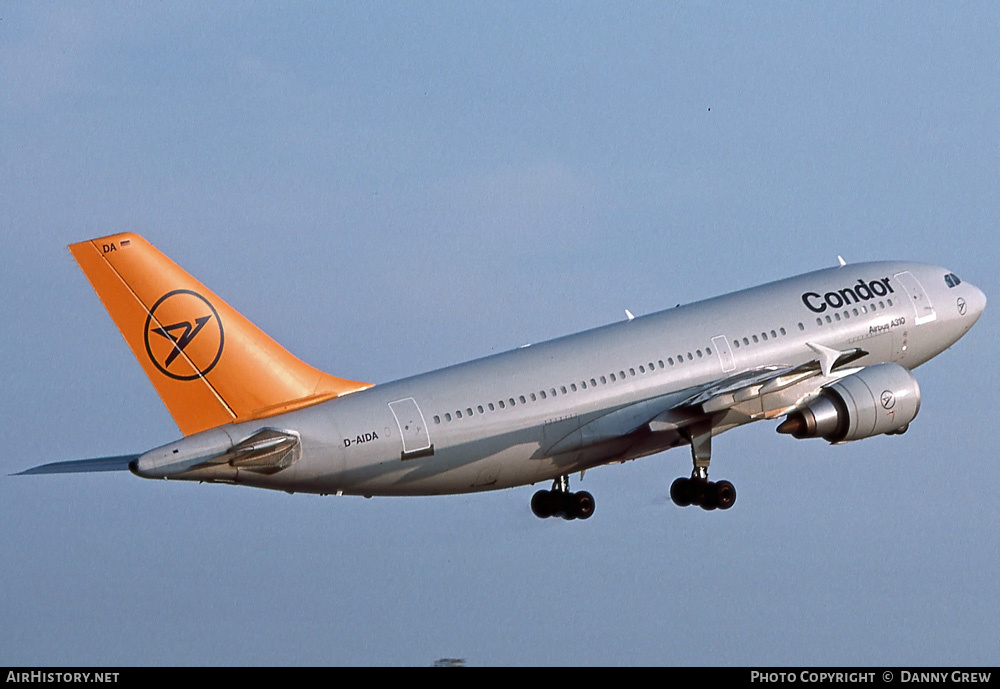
14;455;138;476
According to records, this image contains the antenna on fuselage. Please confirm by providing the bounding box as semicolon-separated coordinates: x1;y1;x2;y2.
837;255;847;267
624;309;635;321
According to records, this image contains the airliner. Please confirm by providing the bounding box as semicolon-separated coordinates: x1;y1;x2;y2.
19;234;986;519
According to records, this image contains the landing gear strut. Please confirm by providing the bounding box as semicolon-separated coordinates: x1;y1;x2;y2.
670;420;737;511
531;475;595;520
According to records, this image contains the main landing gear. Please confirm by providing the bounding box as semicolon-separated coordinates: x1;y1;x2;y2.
670;475;736;510
531;475;595;520
670;420;737;511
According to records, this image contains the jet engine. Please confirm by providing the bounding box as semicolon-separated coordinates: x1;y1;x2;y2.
777;363;920;443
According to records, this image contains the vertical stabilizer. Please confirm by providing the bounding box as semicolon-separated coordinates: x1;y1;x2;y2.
70;233;372;435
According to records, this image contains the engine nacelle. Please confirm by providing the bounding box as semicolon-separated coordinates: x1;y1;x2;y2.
777;363;921;443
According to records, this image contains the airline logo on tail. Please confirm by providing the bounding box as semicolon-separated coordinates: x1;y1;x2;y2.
69;232;372;435
143;289;225;381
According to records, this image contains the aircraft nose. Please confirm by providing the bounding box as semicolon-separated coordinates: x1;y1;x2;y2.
968;284;987;321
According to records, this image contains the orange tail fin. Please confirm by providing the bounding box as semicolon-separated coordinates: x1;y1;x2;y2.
70;233;372;436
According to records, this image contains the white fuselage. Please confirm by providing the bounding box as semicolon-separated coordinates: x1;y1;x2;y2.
133;261;985;497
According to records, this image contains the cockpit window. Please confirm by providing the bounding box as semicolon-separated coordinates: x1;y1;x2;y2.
945;273;962;288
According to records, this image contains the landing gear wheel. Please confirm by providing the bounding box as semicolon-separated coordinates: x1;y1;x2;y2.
671;476;737;510
714;480;736;510
690;478;709;507
699;484;718;511
531;490;555;518
670;477;693;507
675;419;738;511
573;491;595;520
560;499;576;520
530;480;596;520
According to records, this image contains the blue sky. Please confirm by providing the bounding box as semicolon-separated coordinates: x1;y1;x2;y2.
2;2;997;665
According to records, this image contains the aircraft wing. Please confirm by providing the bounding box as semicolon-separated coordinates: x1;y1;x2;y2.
675;345;867;413
544;345;867;455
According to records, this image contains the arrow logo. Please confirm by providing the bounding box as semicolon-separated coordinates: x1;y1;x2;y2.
143;290;225;381
151;315;213;368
